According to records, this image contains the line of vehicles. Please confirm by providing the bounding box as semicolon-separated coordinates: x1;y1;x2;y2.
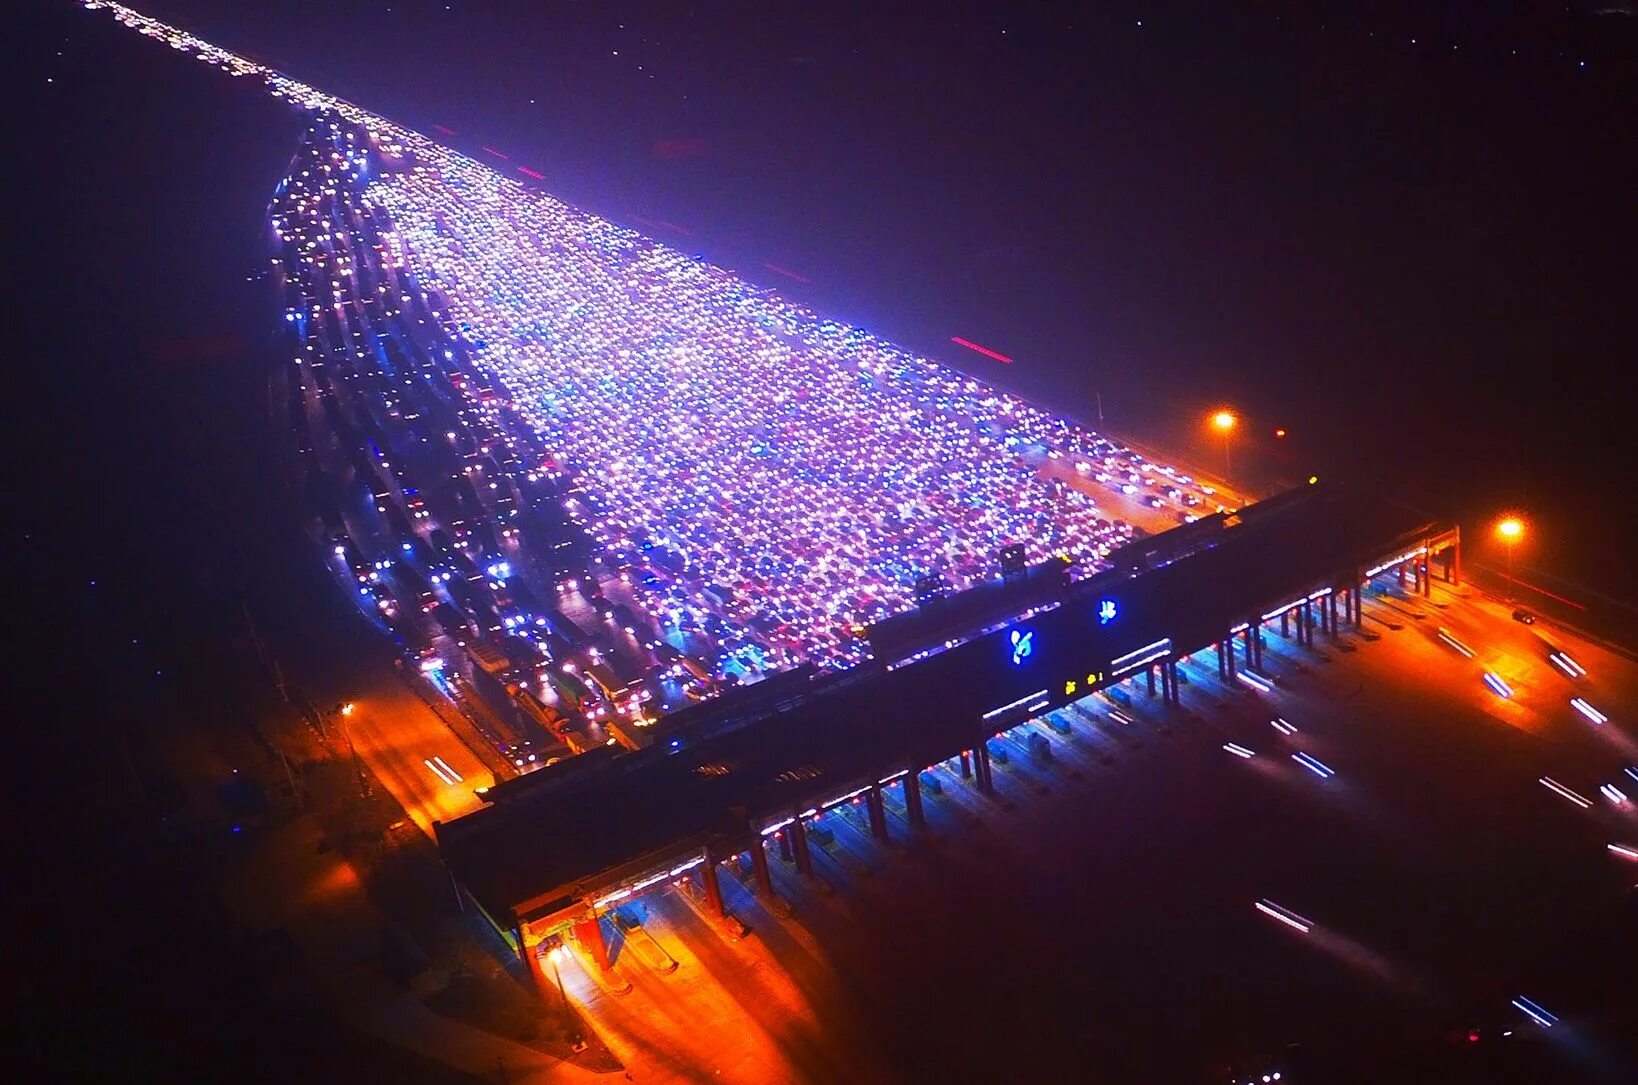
270;112;727;774
1075;453;1220;523
264;110;1193;778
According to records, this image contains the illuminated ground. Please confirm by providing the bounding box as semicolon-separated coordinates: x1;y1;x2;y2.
549;577;1636;1083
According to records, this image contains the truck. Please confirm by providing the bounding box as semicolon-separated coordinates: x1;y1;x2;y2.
546;666;605;719
510;683;569;736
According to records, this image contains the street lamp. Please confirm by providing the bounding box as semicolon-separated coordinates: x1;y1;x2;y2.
1210;409;1237;483
1496;516;1525;596
333;700;369;797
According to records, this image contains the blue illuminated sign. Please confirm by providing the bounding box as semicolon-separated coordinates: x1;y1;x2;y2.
1010;628;1035;665
1099;599;1118;625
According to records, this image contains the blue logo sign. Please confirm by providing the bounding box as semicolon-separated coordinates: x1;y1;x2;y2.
1098;599;1118;625
1010;628;1035;665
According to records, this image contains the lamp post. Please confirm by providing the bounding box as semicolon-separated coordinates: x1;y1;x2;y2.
1496;517;1524;601
1211;409;1237;484
547;945;583;1048
334;701;369;796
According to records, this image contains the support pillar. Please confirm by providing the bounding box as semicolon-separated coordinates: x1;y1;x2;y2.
865;787;888;840
1397;561;1406;586
573;914;610;972
1226;638;1237;678
788;818;814;877
778;831;792;861
1242;627;1253;667
1450;536;1461;587
1253;628;1264;669
1355;581;1364;628
903;770;926;828
750;842;775;896
1147;665;1157;696
974;741;995;795
959;749;972;779
1281;611;1289;638
700;854;726;918
1217;640;1228;678
1421;546;1432;597
1328;593;1339;638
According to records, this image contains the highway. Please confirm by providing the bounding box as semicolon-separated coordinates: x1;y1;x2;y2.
534;569;1637;1083
254;104;1636;1081
330;690;487;836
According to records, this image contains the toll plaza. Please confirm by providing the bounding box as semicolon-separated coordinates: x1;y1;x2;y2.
434;482;1459;987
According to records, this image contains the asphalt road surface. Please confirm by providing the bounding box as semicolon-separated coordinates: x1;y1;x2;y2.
550;573;1637;1084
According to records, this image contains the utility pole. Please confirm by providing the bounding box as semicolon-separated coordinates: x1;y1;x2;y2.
548;946;585;1049
279;747;304;810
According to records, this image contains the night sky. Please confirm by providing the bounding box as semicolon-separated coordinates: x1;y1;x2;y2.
8;2;1636;1080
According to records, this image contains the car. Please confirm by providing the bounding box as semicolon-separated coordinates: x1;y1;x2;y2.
1512;608;1535;625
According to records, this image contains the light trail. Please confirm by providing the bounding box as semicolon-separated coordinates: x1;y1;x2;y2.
1549;651;1586;678
1436;627;1475;658
1292;752;1334;779
1270;717;1297;736
1254;899;1312;933
1539;777;1592;809
1223;742;1255;759
1569;698;1607;725
949;336;1013;364
1510;996;1558;1029
1482;672;1513;698
1236;670;1273;692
